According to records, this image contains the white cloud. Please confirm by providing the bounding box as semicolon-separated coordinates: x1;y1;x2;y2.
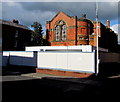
111;24;120;33
2;2;56;26
2;2;118;25
111;24;120;44
2;1;119;43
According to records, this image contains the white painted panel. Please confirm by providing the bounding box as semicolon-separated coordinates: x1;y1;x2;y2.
38;52;57;69
3;52;10;56
2;52;10;66
9;51;37;67
10;56;23;66
37;51;95;73
10;51;34;57
56;53;67;69
67;53;95;72
26;45;93;52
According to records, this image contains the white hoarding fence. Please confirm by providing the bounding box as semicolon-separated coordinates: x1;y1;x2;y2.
2;52;10;66
26;45;94;52
37;51;95;73
2;51;37;67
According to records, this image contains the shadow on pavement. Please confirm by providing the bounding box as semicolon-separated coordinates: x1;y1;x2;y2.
2;66;36;76
98;63;120;78
2;75;120;102
2;63;120;101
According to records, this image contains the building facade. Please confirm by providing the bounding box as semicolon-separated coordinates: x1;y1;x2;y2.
1;19;32;51
46;11;119;52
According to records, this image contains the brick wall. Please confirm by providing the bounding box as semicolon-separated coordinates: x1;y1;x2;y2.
46;11;77;46
46;11;118;51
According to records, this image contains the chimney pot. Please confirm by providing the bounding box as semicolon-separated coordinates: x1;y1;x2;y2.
106;20;110;28
82;14;86;18
12;19;19;24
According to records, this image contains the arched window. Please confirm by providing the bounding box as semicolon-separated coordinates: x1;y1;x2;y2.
55;25;60;41
62;25;67;40
55;20;67;41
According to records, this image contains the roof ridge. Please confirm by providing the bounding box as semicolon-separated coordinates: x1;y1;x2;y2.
50;11;72;22
0;19;30;30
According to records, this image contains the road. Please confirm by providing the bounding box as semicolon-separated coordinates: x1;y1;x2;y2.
1;71;120;102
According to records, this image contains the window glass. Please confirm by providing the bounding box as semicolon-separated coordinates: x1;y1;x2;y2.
62;25;67;40
55;21;67;41
55;26;60;41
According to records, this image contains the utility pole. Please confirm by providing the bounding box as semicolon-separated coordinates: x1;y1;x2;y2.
95;1;99;75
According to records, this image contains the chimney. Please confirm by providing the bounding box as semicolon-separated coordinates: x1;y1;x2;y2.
12;19;19;24
106;20;110;28
82;14;86;19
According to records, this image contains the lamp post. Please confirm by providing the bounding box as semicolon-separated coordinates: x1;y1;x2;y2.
96;1;99;75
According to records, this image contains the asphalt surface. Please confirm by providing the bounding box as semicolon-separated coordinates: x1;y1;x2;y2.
1;71;120;102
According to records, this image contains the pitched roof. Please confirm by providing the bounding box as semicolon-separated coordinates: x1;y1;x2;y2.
50;11;92;23
50;11;72;22
0;19;31;31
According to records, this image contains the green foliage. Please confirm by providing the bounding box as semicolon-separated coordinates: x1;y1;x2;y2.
31;22;44;46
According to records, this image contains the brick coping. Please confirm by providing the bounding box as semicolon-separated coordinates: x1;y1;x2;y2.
36;68;93;78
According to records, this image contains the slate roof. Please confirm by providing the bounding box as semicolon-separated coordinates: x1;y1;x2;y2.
0;19;31;31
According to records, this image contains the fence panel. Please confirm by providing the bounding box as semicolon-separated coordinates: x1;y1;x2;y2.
67;53;95;72
9;51;37;67
37;51;95;73
2;52;10;66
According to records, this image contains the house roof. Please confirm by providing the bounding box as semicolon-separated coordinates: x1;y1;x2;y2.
0;19;31;31
48;11;93;23
50;11;72;22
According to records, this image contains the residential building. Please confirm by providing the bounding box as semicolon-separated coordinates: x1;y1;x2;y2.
1;19;32;51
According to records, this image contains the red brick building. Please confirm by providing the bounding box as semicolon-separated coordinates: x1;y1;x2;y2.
46;11;118;52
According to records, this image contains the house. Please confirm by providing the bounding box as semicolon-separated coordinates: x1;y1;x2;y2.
1;19;32;51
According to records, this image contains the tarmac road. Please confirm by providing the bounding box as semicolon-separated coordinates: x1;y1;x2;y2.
1;72;120;102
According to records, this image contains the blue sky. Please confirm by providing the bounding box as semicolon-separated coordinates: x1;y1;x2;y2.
2;2;119;27
1;1;120;43
110;20;118;26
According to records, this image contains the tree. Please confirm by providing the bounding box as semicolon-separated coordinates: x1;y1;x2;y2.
31;22;44;46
